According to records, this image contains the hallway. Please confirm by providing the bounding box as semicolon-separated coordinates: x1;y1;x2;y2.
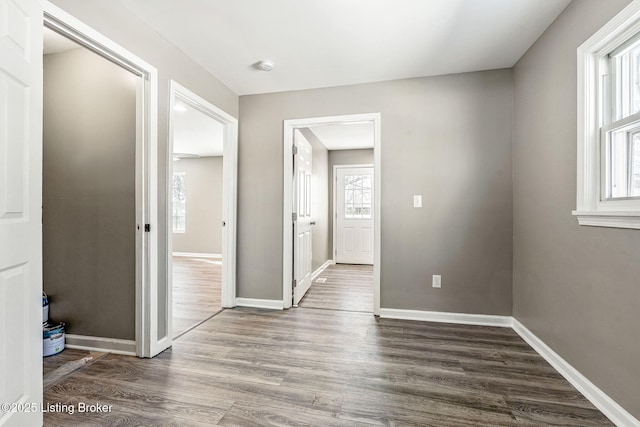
299;264;373;312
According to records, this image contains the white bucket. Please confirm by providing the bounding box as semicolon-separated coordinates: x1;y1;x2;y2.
43;322;65;357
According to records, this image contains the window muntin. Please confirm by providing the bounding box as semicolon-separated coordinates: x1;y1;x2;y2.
344;174;372;219
172;172;186;233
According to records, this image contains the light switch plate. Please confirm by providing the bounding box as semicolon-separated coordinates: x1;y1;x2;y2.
413;195;422;208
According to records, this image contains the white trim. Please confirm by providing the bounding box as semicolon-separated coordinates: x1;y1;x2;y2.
65;335;137;356
168;81;238;349
172;252;222;259
576;0;640;229
512;320;640;427
573;211;640;229
332;164;375;266
235;298;284;310
283;113;381;312
43;2;159;358
379;308;513;327
311;260;334;281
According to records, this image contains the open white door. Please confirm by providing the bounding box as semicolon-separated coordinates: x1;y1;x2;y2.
335;166;374;265
293;130;313;305
0;0;44;425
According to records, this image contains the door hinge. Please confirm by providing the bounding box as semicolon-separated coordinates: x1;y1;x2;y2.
292;145;298;156
292;279;297;288
292;212;297;221
144;224;150;232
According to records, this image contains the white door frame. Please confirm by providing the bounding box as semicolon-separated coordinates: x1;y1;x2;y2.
167;81;238;341
44;2;159;357
333;164;375;265
282;113;381;314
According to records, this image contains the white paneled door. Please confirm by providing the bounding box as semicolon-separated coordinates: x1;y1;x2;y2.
293;130;313;305
0;0;44;425
336;166;374;265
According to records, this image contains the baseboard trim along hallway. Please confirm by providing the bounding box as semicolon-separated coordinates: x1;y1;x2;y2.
65;334;136;356
379;308;512;327
310;260;334;282
511;319;639;427
379;307;639;427
235;298;284;310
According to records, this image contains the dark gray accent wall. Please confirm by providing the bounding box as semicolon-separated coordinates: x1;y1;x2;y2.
172;157;223;254
238;70;514;314
513;0;639;418
299;129;331;271
50;0;239;340
328;149;374;258
44;48;136;339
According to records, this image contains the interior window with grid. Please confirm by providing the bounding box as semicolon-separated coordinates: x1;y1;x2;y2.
344;174;372;219
172;172;186;232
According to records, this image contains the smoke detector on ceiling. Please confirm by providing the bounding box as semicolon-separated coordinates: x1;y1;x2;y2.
256;60;274;72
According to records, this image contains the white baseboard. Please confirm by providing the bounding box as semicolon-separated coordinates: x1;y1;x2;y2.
65;334;136;356
379;308;513;328
172;252;222;259
378;309;638;426
235;298;284;310
311;259;334;281
512;319;639;427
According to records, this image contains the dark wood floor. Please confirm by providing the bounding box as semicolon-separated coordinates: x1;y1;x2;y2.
299;263;373;312
43;278;613;426
172;256;222;337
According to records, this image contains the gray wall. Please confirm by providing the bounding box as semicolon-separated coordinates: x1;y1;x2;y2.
299;129;331;271
238;70;514;314
513;0;640;418
43;48;136;339
172;157;223;254
328;149;374;258
51;0;239;340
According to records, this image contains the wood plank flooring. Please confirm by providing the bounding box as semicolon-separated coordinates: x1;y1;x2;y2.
299;264;373;312
43;302;613;425
172;256;222;337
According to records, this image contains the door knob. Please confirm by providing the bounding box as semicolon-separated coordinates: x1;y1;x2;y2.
310;221;316;225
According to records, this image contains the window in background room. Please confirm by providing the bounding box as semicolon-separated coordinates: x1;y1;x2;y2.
172;172;186;233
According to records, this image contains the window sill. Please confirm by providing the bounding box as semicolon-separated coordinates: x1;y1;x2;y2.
572;211;640;229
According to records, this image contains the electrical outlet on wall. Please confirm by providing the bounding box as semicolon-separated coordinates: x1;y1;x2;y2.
432;274;441;288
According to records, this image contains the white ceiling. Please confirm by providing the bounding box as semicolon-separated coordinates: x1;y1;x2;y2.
173;101;224;157
43;27;80;55
307;123;374;151
119;0;570;95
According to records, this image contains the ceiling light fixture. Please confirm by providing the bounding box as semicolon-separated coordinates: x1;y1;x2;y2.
256;60;274;72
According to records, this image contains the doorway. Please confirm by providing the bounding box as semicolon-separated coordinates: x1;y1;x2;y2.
41;2;161;357
334;165;374;265
167;81;238;342
282;113;381;314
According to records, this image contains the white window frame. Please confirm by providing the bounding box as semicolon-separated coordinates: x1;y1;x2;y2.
575;0;640;229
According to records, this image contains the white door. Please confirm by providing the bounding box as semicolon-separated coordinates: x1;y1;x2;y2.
335;166;374;264
0;0;44;425
293;130;312;305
